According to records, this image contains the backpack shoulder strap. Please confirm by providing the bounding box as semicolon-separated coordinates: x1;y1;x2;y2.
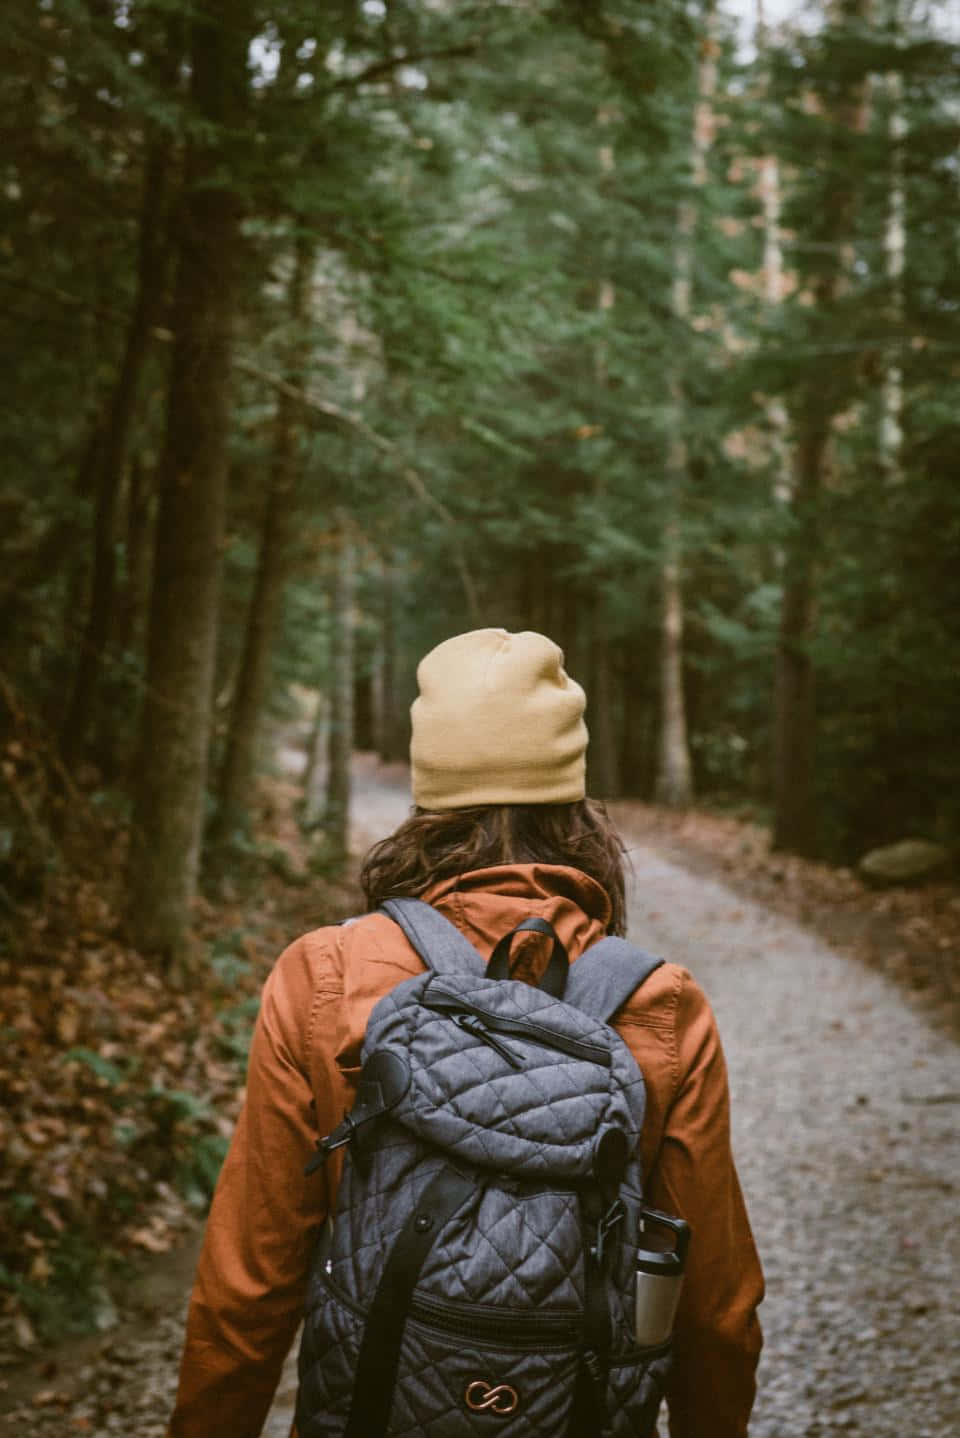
564;937;664;1024
379;897;486;978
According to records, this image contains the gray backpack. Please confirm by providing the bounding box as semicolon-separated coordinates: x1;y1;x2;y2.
297;898;676;1437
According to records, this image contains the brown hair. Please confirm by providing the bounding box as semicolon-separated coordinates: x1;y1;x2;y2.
360;800;627;936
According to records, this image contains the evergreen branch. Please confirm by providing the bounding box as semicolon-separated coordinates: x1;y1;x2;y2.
329;42;480;92
234;357;480;620
0;268;482;615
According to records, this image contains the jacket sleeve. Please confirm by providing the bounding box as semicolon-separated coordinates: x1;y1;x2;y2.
645;970;764;1438
168;936;332;1438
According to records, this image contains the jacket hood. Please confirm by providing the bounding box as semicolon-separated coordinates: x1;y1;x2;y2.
421;862;611;979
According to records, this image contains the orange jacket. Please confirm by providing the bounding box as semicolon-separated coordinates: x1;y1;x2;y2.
169;864;763;1437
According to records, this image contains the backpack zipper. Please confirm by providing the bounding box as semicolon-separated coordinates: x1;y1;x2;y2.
321;1268;580;1350
421;991;611;1068
453;1012;524;1069
408;1291;581;1349
319;1270;669;1360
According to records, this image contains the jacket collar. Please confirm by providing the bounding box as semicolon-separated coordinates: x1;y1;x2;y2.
422;863;611;967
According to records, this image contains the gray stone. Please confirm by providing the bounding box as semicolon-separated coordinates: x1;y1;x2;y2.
858;839;952;886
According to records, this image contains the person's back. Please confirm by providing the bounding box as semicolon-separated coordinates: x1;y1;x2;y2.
168;629;763;1437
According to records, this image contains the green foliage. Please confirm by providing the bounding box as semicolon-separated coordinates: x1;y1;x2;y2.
61;1047;130;1087
2;0;959;878
2;0;958;1352
5;1225;125;1340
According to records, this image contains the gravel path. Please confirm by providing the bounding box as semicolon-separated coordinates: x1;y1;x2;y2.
6;764;957;1435
625;842;959;1437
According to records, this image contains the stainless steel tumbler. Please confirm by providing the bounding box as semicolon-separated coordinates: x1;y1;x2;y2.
634;1208;692;1348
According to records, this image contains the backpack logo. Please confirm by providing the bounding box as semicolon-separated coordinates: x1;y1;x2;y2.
464;1379;520;1416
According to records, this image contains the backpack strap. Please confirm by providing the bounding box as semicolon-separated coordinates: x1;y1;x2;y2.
343;1162;475;1438
379;896;486;978
563;937;664;1023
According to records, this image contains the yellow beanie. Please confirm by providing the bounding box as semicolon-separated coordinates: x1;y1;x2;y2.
410;629;588;810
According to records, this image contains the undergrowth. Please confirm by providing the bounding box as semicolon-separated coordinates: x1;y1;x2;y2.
0;720;357;1345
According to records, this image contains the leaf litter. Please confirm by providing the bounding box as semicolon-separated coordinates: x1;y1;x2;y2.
0;763;360;1399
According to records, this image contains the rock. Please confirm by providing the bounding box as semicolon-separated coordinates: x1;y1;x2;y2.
857;839;951;887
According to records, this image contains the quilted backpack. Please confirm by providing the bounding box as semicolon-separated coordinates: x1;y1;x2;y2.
296;897;682;1438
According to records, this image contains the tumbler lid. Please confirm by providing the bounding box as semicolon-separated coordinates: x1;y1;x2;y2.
639;1205;692;1269
636;1248;683;1277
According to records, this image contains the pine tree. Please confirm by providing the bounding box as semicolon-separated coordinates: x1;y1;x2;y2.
770;0;873;856
129;0;256;959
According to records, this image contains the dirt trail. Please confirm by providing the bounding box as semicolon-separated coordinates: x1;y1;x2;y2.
5;760;957;1436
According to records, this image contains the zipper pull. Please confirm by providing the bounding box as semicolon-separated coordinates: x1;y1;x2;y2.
455;1013;523;1069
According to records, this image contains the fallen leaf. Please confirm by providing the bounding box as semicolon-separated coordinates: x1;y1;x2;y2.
28;1252;53;1283
128;1226;172;1253
56;1009;80;1044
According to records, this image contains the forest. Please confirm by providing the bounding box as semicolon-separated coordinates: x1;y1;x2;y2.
2;0;959;1355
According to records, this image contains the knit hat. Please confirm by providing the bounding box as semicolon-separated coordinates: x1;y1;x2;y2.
410;628;588;810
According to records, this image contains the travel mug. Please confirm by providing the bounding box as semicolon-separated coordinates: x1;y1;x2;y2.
634;1208;692;1348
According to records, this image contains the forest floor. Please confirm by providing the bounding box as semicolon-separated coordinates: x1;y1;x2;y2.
2;756;958;1435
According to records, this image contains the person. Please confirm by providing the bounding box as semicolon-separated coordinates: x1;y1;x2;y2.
168;627;764;1438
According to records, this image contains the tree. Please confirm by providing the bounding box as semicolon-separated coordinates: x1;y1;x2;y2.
653;10;719;807
128;0;255;959
321;515;356;865
60;120;177;769
878;2;906;481
216;233;316;839
3;0;959;948
771;0;873;855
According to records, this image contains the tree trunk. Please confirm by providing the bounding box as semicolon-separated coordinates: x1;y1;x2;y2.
92;457;156;779
128;0;252;960
354;671;376;752
522;544;550;636
56;417;105;685
652;12;717;806
376;552;405;763
755;2;792;512
587;595;620;799
301;692;329;825
60;111;176;766
771;0;872;855
115;455;155;660
216;235;315;837
620;637;654;797
555;569;584;688
214;469;290;838
760;163;793;538
880;51;905;480
322;519;356;865
654;540;694;805
772;414;825;854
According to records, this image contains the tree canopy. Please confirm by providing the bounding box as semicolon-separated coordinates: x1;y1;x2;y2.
2;0;958;923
